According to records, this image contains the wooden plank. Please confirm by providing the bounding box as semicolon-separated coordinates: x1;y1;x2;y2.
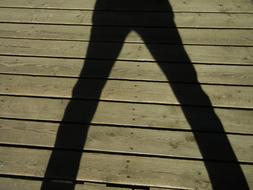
0;96;252;134
150;188;178;190
1;56;252;85
0;177;132;190
0;119;252;162
0;177;177;190
0;8;253;28
0;0;252;13
0;74;252;109
1;23;253;46
0;147;252;189
0;39;252;65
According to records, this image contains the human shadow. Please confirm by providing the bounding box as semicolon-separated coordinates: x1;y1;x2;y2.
41;0;249;189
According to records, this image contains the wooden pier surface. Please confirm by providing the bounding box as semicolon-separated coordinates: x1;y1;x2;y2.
0;0;253;189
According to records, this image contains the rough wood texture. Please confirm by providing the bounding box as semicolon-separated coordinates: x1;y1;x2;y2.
150;188;178;190
1;96;252;134
1;74;252;108
0;39;252;65
1;56;252;85
0;177;180;190
0;147;252;189
0;0;252;12
0;0;252;188
1;23;253;46
0;119;252;162
0;178;132;190
0;8;253;28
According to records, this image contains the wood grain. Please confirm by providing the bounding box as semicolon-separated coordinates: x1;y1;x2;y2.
0;39;252;65
0;96;252;134
0;119;252;162
1;23;253;46
0;177;132;190
0;0;252;12
0;147;253;189
1;0;253;188
0;8;253;28
1;56;252;85
0;74;252;108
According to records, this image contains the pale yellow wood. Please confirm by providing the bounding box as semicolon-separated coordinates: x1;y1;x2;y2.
0;177;173;190
150;188;179;190
1;23;253;46
0;119;252;162
0;0;252;189
0;177;132;190
0;96;252;134
0;74;252;108
0;178;179;190
0;0;252;12
0;147;253;189
0;56;252;85
0;38;252;65
0;8;252;28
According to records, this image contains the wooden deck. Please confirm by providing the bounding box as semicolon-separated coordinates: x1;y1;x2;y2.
0;0;253;189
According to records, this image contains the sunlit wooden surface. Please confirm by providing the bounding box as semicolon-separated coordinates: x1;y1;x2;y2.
0;0;253;189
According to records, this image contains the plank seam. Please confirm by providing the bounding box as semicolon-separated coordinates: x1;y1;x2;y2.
0;174;157;190
1;73;252;87
1;94;253;110
0;54;252;66
1;36;253;47
1;116;253;136
0;53;252;66
1;21;253;30
0;6;253;13
1;143;252;164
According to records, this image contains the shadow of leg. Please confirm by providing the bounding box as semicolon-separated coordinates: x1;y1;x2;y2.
41;26;129;190
138;28;249;189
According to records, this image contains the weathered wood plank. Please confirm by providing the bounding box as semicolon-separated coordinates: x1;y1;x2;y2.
0;74;252;108
0;96;252;134
0;0;252;12
150;188;178;190
0;177;185;190
1;56;252;85
0;8;252;28
0;39;252;65
0;119;252;162
1;23;253;46
0;147;252;189
0;177;132;190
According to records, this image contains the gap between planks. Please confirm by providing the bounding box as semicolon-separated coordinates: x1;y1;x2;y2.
0;8;253;28
0;146;252;189
0;0;252;13
0;23;253;46
0;95;252;134
0;118;252;162
0;177;135;190
0;74;252;109
0;56;252;85
0;38;252;65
